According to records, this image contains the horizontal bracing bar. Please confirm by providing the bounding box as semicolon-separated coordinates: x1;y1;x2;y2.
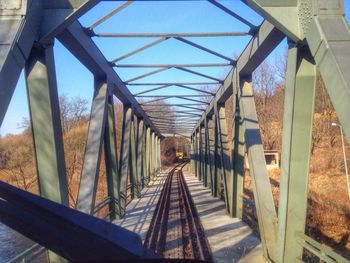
134;84;172;96
0;181;143;261
140;103;207;106
145;110;204;113
175;84;216;95
114;63;232;68
155;124;196;127
88;1;133;30
175;68;223;83
208;0;256;29
174;37;235;63
111;37;168;63
192;20;285;132
149;115;199;119
58;22;163;138
137;95;212;97
174;96;210;104
127;82;219;86
95;32;250;38
125;67;170;83
153;122;198;125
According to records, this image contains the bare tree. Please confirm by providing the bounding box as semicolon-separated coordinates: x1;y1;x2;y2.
60;94;88;134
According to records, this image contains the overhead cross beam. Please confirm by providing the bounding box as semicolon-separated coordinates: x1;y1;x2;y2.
88;1;133;30
114;63;231;68
95;32;250;38
58;21;163;138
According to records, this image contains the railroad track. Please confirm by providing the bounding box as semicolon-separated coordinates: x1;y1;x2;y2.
144;161;212;262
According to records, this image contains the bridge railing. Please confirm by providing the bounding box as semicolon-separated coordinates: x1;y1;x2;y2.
5;194;117;263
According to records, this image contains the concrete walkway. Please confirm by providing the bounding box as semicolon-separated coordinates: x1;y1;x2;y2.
114;165;266;262
113;168;171;241
182;166;266;263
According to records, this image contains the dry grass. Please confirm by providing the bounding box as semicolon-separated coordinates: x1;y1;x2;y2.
243;167;350;260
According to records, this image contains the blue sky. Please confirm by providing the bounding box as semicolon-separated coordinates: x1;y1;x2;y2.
1;1;350;135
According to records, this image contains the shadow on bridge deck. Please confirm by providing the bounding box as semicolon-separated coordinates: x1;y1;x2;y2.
114;165;265;263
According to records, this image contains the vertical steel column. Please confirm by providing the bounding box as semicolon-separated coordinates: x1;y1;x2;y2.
136;119;144;195
195;130;200;178
154;135;158;172
276;45;316;262
208;116;217;197
0;4;39;127
190;135;195;175
77;77;108;214
232;82;245;219
215;104;233;215
104;84;120;220
204;117;211;188
152;135;157;177
118;106;133;216
25;45;68;206
157;137;161;170
145;127;151;183
200;125;205;182
150;131;155;179
25;45;69;263
240;76;277;261
129;114;138;198
142;125;147;187
213;113;222;198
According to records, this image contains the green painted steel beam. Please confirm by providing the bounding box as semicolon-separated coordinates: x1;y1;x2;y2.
145;127;151;183
118;107;133;217
130;115;138;198
277;45;316;263
305;1;350;147
77;78;108;214
104;86;120;220
40;0;101;44
208;117;216;195
239;77;277;261
215;105;233;215
232;81;245;219
58;21;163;138
193;20;285;133
142;125;148;187
204;118;211;188
243;0;300;41
195;130;200;178
0;2;40;127
25;45;68;207
136;119;145;194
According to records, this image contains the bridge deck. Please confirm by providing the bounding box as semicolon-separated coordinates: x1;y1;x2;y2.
113;168;170;241
114;165;265;263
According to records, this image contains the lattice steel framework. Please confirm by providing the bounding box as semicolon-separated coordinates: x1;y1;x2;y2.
0;0;350;262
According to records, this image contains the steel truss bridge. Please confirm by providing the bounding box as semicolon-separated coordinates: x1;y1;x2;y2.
0;0;350;262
